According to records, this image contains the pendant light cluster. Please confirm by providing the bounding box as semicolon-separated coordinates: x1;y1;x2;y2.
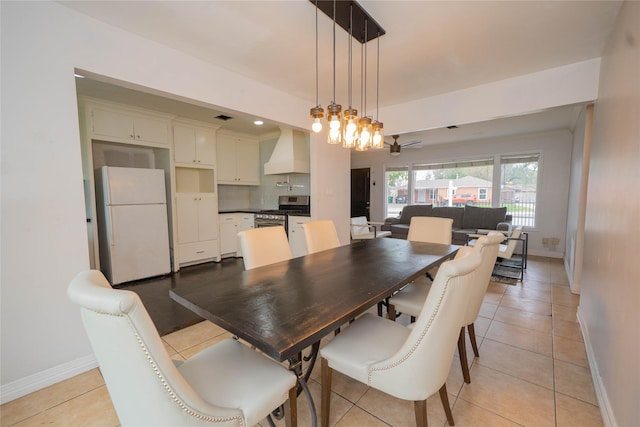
309;0;385;151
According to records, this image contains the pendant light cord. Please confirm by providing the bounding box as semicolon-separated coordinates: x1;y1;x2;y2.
376;31;380;121
332;0;336;103
315;0;319;107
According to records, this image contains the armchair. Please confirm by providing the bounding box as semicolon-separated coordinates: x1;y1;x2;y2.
350;216;391;240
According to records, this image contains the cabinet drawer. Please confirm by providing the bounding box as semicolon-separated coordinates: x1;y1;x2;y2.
178;240;219;264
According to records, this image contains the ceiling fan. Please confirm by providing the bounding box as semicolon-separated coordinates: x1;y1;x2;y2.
385;135;422;156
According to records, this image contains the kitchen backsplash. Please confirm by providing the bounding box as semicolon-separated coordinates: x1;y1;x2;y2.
217;137;310;211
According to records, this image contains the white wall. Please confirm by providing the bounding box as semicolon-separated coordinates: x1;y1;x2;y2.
0;1;312;402
565;105;593;294
0;0;613;404
578;2;640;426
351;130;573;257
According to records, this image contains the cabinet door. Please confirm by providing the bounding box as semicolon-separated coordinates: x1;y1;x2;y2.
92;108;135;141
197;195;218;241
235;139;260;184
173;125;197;164
216;136;238;183
219;215;238;254
288;216;310;258
195;128;216;166
133;115;169;144
176;195;199;244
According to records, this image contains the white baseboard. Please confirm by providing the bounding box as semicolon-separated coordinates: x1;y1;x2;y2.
1;355;98;404
577;306;618;427
528;248;563;258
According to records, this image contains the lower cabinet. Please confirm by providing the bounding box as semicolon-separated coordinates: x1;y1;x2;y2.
219;214;239;257
176;194;220;265
288;216;310;258
219;213;255;257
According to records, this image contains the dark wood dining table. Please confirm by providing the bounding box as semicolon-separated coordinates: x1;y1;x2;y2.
170;237;460;363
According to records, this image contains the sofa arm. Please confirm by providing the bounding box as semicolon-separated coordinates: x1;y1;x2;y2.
496;221;513;232
382;217;400;231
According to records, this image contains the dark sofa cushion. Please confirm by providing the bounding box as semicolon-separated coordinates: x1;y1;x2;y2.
462;205;507;230
399;204;432;224
431;207;464;229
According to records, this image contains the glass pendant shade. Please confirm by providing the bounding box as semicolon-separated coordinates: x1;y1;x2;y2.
356;116;373;151
327;102;343;144
372;121;384;149
310;106;324;133
342;109;358;148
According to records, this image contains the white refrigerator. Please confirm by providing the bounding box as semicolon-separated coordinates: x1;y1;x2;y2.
95;166;171;285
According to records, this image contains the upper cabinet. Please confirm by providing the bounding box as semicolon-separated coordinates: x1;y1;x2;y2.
216;132;260;185
90;105;170;146
173;121;219;167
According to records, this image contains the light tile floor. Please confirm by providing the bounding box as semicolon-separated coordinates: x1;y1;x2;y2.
1;256;603;427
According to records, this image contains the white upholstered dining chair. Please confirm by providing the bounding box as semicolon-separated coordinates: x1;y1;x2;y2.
302;220;340;254
67;270;297;427
388;232;504;383
238;226;292;270
350;216;391;240
386;216;454;321
319;247;481;427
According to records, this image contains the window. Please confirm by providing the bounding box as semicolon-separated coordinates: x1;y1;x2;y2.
413;159;493;207
500;154;539;227
384;153;540;227
385;166;409;217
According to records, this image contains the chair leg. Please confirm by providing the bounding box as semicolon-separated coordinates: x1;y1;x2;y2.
321;358;332;427
468;323;479;357
458;327;471;384
439;384;454;426
285;385;297;427
388;303;397;321
414;400;428;427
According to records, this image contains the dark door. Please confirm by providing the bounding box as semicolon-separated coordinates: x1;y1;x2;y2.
351;168;370;219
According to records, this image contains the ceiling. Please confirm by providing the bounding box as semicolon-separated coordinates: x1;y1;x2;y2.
66;0;621;146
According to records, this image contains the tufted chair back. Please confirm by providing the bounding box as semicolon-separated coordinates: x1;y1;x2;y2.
407;216;453;245
463;231;504;326
367;246;481;401
67;270;245;426
238;226;292;270
303;220;340;254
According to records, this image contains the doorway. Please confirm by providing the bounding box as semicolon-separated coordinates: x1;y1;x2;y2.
351;168;370;219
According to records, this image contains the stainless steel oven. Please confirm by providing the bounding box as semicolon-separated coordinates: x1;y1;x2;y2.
254;212;288;232
254;195;310;236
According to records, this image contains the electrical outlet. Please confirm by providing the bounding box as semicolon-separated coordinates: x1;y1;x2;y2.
551;238;560;245
542;237;549;245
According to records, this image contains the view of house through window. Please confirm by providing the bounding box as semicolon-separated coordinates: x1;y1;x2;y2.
385;166;408;217
412;159;494;208
385;153;539;227
500;154;539;227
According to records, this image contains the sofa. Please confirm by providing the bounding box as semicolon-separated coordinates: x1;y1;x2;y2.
382;204;512;245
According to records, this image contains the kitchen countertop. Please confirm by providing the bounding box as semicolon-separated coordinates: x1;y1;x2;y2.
218;209;263;214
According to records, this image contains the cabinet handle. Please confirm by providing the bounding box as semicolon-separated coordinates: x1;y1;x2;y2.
136;135;141;139
196;251;205;254
129;134;135;139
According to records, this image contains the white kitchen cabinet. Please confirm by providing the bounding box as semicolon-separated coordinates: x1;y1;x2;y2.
236;213;255;257
216;133;260;185
176;194;220;265
173;122;218;167
219;213;239;256
288;216;311;258
91;106;170;146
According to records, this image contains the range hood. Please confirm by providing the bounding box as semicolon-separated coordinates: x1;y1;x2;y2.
264;128;310;175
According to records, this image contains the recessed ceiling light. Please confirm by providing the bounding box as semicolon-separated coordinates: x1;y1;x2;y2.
74;73;85;78
254;120;264;126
